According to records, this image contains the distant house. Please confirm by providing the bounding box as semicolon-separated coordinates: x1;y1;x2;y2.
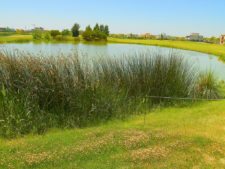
220;35;225;45
186;33;204;42
0;27;15;32
139;33;152;39
32;27;44;31
126;33;139;38
0;27;5;32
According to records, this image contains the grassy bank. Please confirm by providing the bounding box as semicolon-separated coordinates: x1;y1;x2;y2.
0;34;81;43
0;100;225;169
108;37;225;62
0;34;33;43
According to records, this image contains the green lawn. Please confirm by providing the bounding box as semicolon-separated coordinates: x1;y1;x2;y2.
0;34;33;43
1;101;225;169
108;37;225;62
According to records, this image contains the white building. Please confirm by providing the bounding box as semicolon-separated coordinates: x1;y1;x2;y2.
186;33;204;42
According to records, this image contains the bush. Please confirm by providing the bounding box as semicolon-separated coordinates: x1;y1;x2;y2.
44;32;51;41
62;29;71;36
54;35;79;41
194;71;221;99
82;24;109;41
32;30;43;40
50;30;61;38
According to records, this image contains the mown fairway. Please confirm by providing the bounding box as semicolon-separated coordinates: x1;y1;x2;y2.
0;34;32;43
108;37;225;62
1;101;225;169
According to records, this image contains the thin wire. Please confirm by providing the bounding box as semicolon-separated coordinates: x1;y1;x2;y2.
143;96;225;101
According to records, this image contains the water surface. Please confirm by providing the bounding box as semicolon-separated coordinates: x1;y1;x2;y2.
1;42;225;80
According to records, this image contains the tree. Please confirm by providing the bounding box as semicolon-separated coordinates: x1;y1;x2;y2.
93;24;101;40
100;25;105;32
93;23;100;31
104;25;109;36
32;30;43;40
50;30;61;38
16;29;25;34
71;23;80;37
44;31;51;41
82;24;109;41
62;29;71;36
82;25;93;41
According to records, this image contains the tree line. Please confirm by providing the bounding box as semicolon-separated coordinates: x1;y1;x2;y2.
32;23;110;41
82;24;109;41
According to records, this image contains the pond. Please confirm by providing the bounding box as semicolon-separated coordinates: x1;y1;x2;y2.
1;42;225;80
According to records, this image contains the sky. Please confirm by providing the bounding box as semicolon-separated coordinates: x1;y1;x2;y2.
0;0;225;37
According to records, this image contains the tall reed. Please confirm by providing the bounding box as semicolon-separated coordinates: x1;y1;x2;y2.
0;50;221;137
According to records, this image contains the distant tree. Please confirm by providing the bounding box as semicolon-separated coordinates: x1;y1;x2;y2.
50;30;61;38
82;25;93;41
93;23;100;31
32;30;43;40
208;36;219;44
100;25;105;32
82;24;109;41
16;29;25;34
62;29;71;36
71;23;80;37
104;25;109;36
44;31;51;41
92;24;101;40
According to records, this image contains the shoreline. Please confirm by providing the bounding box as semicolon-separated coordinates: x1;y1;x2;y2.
1;36;225;62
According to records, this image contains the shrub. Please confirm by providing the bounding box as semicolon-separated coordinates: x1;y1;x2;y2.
54;35;79;41
50;30;61;38
44;31;51;41
32;30;43;40
194;71;221;99
82;24;109;41
62;29;71;36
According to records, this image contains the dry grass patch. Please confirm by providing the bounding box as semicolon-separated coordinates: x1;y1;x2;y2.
121;130;150;149
24;151;54;165
129;146;169;161
63;132;115;156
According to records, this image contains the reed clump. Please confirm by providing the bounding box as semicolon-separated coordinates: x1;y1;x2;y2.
0;51;221;137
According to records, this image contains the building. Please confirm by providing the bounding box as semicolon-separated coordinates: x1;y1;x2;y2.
32;27;44;31
126;33;139;38
220;35;225;45
0;27;5;32
139;33;152;39
186;33;204;42
0;27;15;32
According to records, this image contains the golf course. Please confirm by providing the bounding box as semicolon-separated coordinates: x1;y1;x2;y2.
1;0;225;169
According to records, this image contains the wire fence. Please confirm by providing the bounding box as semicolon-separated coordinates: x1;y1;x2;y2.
108;94;225;123
143;95;225;101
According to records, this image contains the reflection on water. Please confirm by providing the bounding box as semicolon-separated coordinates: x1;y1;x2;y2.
1;42;225;80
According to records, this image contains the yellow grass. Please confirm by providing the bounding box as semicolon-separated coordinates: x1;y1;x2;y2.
108;37;225;61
